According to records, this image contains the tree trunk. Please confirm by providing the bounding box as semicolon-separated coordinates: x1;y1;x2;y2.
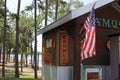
55;0;58;20
5;51;8;64
15;0;21;78
25;54;28;67
8;49;11;62
45;0;48;27
2;0;7;77
31;42;33;68
21;53;23;72
6;50;10;64
8;47;11;62
38;54;39;68
0;49;1;63
34;0;38;78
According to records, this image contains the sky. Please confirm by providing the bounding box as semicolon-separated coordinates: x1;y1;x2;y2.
7;0;96;52
7;0;33;13
7;0;96;13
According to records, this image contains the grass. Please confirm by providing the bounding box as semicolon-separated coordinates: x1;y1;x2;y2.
0;69;15;77
0;67;41;80
0;62;42;80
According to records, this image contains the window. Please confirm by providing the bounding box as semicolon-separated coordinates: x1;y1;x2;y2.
46;39;52;48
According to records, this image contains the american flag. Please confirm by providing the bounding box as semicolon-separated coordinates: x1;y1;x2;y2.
81;6;96;61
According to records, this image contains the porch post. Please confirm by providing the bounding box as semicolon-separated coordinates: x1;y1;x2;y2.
73;25;81;80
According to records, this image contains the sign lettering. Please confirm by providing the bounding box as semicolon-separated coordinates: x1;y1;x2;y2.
102;18;111;27
95;18;120;28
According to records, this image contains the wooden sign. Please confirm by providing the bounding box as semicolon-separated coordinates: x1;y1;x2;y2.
42;53;53;61
60;33;69;65
42;38;54;63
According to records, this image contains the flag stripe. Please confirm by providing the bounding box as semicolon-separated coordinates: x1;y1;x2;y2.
85;28;94;57
85;27;94;54
91;28;96;55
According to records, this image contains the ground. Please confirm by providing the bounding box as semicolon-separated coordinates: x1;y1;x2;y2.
0;62;42;79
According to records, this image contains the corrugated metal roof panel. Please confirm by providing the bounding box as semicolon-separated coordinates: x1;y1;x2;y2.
71;0;115;19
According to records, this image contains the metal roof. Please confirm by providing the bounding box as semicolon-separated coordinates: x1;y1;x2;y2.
38;0;115;34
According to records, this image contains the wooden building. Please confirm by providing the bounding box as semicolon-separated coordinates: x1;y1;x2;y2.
38;0;120;80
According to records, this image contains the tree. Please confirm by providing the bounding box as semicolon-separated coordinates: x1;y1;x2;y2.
23;0;45;29
25;0;83;27
41;0;83;25
6;28;15;63
0;0;5;18
19;13;34;71
45;0;48;27
23;2;45;76
34;0;38;78
0;19;4;63
15;0;21;77
0;0;4;64
55;0;58;20
2;0;6;77
47;0;83;22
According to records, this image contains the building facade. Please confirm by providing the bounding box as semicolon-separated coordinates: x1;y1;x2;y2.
38;0;120;80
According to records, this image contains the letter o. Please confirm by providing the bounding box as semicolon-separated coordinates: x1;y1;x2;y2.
111;20;117;28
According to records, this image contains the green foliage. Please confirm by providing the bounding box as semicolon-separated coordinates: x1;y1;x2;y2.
57;0;83;19
18;13;34;56
0;0;15;52
0;0;5;18
42;0;83;22
0;0;4;46
6;28;15;49
0;0;4;7
24;0;83;26
0;0;9;18
8;12;34;55
9;13;18;20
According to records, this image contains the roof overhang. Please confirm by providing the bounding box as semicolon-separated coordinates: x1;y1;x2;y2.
38;0;117;35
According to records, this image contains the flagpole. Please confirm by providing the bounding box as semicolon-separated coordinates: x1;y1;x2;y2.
93;0;98;7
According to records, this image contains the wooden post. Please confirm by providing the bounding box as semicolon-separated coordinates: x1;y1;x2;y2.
73;25;81;80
